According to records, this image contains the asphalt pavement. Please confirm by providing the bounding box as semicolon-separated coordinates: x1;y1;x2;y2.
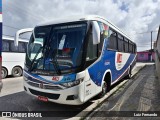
0;76;23;97
87;64;160;120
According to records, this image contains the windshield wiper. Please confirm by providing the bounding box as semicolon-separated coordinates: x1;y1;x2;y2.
29;47;42;71
49;50;61;75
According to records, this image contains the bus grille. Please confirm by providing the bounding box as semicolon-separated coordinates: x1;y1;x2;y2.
44;85;62;90
28;88;60;100
27;81;63;90
27;81;39;88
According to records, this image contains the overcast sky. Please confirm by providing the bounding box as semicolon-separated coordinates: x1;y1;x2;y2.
3;0;160;51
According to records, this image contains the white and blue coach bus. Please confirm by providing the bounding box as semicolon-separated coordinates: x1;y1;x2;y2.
15;15;137;105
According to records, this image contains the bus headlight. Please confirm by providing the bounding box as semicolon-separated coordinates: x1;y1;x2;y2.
60;78;84;88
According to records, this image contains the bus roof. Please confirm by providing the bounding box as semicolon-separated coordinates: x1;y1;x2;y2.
2;36;29;42
38;15;133;42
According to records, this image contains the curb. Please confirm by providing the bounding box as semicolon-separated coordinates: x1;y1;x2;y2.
69;64;146;120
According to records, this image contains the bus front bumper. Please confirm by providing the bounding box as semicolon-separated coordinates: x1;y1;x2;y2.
23;80;85;105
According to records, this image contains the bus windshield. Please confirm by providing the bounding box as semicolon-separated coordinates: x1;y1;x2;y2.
26;22;87;75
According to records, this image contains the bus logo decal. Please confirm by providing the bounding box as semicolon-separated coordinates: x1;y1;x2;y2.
39;83;44;89
52;76;59;81
117;53;122;63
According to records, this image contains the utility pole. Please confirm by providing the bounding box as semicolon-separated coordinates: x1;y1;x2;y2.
136;30;158;62
151;31;153;62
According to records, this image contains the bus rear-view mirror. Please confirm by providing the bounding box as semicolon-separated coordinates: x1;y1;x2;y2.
15;28;34;47
91;21;100;45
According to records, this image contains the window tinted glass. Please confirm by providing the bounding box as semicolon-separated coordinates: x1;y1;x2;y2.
2;40;10;52
86;33;97;60
129;41;133;53
132;44;134;53
118;34;124;52
10;41;18;52
19;42;26;53
97;22;109;55
108;29;117;50
134;44;137;53
124;38;129;52
32;43;42;53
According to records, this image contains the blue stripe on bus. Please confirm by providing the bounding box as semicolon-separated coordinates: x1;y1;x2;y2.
88;51;136;86
23;70;76;84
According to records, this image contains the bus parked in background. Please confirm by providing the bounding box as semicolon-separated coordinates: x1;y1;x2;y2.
2;36;28;79
15;15;137;105
0;2;3;92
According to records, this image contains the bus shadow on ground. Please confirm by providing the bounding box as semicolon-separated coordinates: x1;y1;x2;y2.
2;75;22;80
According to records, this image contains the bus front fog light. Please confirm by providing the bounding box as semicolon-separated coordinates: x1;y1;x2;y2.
73;95;78;99
66;95;78;100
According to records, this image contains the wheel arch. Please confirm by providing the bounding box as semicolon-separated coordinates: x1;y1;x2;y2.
102;69;112;87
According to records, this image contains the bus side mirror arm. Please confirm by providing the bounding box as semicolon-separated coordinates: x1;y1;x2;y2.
15;28;34;47
91;21;100;45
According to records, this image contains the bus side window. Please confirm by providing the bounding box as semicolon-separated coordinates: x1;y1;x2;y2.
132;44;134;53
129;41;132;53
108;29;117;50
134;44;137;53
2;40;10;52
19;42;26;53
124;38;129;53
118;34;124;52
10;41;18;52
97;22;108;56
86;31;97;60
25;42;28;52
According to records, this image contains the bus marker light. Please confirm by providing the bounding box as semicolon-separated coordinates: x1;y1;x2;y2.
38;96;48;102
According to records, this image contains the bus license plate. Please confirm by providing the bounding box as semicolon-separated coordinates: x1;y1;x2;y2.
38;96;48;102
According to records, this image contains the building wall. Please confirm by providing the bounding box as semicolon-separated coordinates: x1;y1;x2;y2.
137;52;149;61
157;31;160;52
137;52;155;62
155;27;160;79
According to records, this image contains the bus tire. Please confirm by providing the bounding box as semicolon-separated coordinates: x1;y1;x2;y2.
12;67;23;77
126;66;132;79
2;67;8;79
98;81;107;98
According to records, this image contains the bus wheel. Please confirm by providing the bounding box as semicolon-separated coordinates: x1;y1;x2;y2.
98;81;107;98
2;67;8;79
126;66;132;79
12;67;22;77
